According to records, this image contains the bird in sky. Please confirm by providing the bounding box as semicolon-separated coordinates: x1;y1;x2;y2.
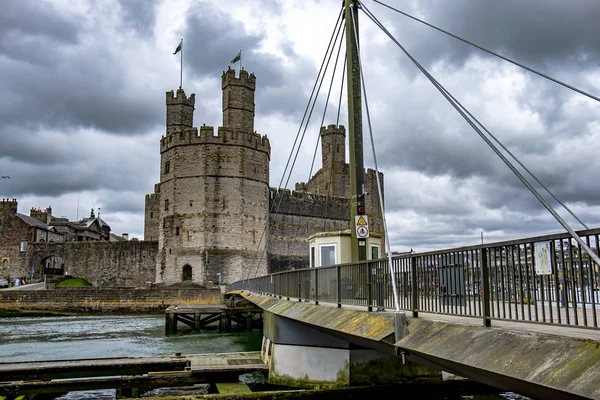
1;176;10;179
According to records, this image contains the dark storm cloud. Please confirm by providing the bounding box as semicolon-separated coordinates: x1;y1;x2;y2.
118;0;158;36
0;131;158;198
182;3;317;118
0;1;163;136
372;0;600;71
0;0;78;45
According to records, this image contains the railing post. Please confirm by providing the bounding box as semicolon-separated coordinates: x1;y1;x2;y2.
481;249;492;327
315;268;319;305
337;265;342;308
298;270;302;302
411;256;418;318
367;262;373;312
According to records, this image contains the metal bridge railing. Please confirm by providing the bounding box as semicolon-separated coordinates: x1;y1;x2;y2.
231;228;600;329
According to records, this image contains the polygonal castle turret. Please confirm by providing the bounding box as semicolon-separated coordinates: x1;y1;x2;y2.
222;68;256;133
166;89;195;135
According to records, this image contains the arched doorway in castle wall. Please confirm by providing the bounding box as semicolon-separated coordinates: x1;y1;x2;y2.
182;264;192;281
40;255;65;276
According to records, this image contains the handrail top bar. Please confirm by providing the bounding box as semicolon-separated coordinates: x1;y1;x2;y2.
410;227;600;258
239;227;600;281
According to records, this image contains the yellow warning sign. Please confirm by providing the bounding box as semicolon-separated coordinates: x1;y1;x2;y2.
355;215;369;239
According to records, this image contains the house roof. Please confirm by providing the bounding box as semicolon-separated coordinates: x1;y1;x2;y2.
15;213;51;231
78;217;111;231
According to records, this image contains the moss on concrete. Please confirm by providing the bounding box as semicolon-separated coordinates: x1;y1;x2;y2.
350;356;441;386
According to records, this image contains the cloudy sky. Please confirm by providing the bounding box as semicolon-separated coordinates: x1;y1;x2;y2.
1;0;599;252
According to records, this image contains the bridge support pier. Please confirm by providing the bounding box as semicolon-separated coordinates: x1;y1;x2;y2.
261;311;441;388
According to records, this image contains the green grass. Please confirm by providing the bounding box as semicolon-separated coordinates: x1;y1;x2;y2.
56;278;93;287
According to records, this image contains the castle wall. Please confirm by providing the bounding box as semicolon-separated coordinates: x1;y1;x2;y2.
24;241;158;287
267;189;350;272
144;188;160;241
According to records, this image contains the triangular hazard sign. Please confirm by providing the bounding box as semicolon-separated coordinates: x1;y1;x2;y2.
357;216;367;226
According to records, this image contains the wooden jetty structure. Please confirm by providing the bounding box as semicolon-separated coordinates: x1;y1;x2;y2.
0;352;266;398
165;291;262;334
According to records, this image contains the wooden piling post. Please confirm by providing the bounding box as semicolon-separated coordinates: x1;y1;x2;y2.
194;313;201;331
165;312;177;335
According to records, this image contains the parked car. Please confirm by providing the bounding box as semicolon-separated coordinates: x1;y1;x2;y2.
0;278;8;288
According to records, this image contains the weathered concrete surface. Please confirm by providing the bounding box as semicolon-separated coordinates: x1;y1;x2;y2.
245;293;395;343
243;292;600;399
397;318;600;400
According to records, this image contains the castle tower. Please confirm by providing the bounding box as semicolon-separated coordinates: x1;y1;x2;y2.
166;88;195;135
151;74;270;286
222;68;255;133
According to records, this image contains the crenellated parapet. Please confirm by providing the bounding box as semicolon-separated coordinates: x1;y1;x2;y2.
221;68;256;90
166;89;196;106
268;188;349;220
160;125;270;155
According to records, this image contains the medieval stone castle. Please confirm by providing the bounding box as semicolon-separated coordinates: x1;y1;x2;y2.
0;68;383;287
144;68;384;286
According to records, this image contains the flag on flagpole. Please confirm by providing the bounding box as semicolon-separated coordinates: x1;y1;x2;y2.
173;40;182;55
231;50;241;64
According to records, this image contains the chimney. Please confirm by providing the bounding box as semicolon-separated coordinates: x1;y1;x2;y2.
122;233;129;240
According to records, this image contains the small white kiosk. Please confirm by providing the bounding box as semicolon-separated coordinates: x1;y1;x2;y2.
308;230;382;268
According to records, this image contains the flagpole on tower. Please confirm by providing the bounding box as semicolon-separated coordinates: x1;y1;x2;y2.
174;38;183;88
180;38;183;89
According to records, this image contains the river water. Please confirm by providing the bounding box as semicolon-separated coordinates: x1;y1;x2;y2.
0;314;530;400
0;314;263;399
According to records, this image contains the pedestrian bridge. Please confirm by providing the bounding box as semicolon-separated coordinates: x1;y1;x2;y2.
231;228;600;399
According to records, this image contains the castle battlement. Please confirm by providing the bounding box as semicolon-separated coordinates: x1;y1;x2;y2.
269;187;347;203
222;68;256;90
268;188;349;220
320;124;346;135
160;126;270;154
166;88;196;106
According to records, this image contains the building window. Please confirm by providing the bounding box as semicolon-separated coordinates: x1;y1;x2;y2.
319;244;336;267
150;212;153;218
182;265;192;281
175;227;180;236
20;241;27;252
164;160;170;174
371;245;380;260
164;199;169;210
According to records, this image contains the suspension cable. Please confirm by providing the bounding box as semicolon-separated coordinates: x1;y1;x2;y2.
247;6;345;279
372;0;600;104
444;85;589;229
361;4;600;269
350;5;400;312
289;18;347;262
323;54;347;232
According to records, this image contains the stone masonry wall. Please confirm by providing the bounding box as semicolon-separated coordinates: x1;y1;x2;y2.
1;200;31;279
24;241;158;287
0;287;221;312
267;189;350;272
144;189;160;241
156;124;270;286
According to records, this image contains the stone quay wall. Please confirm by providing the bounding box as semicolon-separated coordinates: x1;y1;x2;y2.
0;287;222;312
24;241;158;287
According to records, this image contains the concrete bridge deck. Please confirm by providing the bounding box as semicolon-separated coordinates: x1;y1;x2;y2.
241;291;600;400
